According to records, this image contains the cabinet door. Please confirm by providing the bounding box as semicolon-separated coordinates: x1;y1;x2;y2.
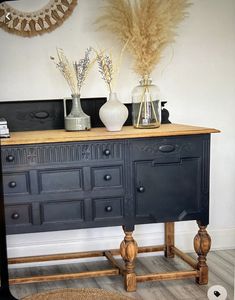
132;135;210;223
134;158;201;222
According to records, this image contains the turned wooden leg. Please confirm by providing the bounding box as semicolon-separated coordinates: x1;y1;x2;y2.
194;221;211;284
164;222;175;258
120;227;138;292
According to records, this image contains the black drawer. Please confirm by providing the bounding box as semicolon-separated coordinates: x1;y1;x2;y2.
40;200;84;224
1;140;124;167
3;172;29;195
131;136;202;161
5;204;33;226
38;168;83;193
91;166;123;189
93;197;124;221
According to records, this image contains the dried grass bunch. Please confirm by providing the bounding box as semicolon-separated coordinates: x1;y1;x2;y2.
95;50;114;93
51;48;92;95
93;46;127;93
96;0;190;77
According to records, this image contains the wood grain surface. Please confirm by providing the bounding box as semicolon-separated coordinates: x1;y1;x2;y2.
9;249;235;300
1;124;220;146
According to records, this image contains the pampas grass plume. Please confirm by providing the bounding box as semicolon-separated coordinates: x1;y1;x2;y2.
96;0;191;77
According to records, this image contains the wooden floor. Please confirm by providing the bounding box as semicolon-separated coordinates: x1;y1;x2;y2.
9;249;235;300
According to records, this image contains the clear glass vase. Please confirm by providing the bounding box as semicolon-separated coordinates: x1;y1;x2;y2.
132;76;161;129
63;94;91;131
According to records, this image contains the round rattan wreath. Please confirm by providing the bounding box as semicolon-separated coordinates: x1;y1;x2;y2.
0;0;77;37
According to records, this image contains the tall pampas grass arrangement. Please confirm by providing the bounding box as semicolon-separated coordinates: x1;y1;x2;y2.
96;0;190;77
96;0;190;129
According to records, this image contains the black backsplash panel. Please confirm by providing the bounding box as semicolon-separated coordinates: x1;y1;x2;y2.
0;98;169;132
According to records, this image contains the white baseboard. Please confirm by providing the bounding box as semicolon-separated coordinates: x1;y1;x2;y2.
7;225;235;268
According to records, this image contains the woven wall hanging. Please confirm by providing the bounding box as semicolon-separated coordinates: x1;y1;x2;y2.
0;0;78;37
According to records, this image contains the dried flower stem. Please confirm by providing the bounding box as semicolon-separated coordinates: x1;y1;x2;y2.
51;47;93;95
93;43;128;93
95;49;114;93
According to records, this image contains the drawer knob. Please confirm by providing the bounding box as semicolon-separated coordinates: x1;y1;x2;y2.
137;186;145;193
103;149;111;156
6;155;15;162
8;181;17;188
104;174;112;181
11;212;20;220
105;206;112;212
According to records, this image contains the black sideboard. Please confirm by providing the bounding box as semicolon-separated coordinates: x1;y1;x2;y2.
0;124;219;293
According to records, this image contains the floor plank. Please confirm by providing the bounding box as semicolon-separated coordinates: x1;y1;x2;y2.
8;249;235;300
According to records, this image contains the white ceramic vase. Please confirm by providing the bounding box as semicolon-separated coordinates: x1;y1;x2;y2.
99;92;129;131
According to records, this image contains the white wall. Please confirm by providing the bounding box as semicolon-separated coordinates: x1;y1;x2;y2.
0;0;235;260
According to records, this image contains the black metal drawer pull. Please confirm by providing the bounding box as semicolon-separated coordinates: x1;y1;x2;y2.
105;206;112;212
6;155;15;162
103;149;111;156
34;111;49;119
159;144;175;153
8;181;17;188
104;174;112;181
137;186;145;193
11;212;20;220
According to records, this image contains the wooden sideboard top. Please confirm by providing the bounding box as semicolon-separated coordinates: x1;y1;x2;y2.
0;124;220;146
